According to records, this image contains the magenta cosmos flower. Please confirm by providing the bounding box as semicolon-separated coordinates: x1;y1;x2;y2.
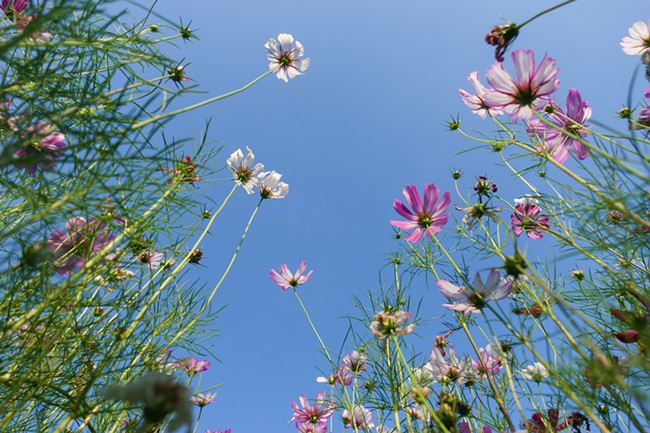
291;392;334;426
621;19;650;56
527;89;592;163
48;217;114;276
511;199;550;239
177;356;210;375
458;71;504;119
270;260;312;290
438;269;513;315
484;49;560;120
15;122;66;174
1;0;27;14
342;405;375;431
391;183;451;243
265;33;310;82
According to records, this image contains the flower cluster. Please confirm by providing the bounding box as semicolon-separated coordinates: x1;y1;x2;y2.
227;147;289;199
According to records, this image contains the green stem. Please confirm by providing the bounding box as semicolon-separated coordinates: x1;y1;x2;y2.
518;0;576;28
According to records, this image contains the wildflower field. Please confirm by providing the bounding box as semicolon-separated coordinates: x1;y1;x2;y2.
1;1;649;432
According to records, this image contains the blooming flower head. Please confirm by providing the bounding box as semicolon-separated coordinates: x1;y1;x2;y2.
101;372;193;433
265;33;310;82
227;147;264;194
342;405;375;431
484;50;560;120
459;71;504;119
48;217;115;276
369;310;415;339
291;392;334;425
1;0;26;15
255;170;289;199
191;392;217;408
316;368;353;386
527;89;592;163
341;350;368;374
295;422;327;433
524;409;589;433
423;348;473;385
270;260;313;290
14;122;66;174
521;362;549;382
139;251;164;269
621;19;650;56
472;346;502;379
438;269;513;315
510;203;550;239
177;356;210;375
390;183;451;243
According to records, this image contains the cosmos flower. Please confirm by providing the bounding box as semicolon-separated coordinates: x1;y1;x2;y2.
342;405;375;431
621;19;650;56
291;392;334;425
295;422;327;433
255;170;289;199
270;260;313;290
316;368;353;386
459;71;504;119
438;269;513;315
227;147;264;194
521;362;549;382
340;350;368;374
14;122;66;174
484;50;560;120
369;310;415;339
0;0;27;14
527;89;592;163
265;33;310;82
511;203;550;239
191;393;217;408
485;22;519;62
390;183;451;243
48;217;115;276
177;356;210;375
139;251;164;269
423;348;470;385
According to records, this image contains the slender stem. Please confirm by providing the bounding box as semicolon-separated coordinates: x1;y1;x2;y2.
518;0;576;28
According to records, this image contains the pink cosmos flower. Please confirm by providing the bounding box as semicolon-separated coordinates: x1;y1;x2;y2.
14;122;66;174
191;392;217;407
1;0;27;14
177;356;210;375
291;392;334;425
342;406;375;431
270;260;312;290
527;89;592;163
227;147;264;194
423;348;468;385
265;33;310;82
48;217;115;276
139;251;164;269
484;50;560;120
458;71;504;119
639;86;650;122
390;183;451;243
621;19;650;56
511;203;550;239
296;422;327;433
316;368;353;386
341;350;368;374
471;346;502;379
370;310;415;339
205;430;231;433
438;269;513;315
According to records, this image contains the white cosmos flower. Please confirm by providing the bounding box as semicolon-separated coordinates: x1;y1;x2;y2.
265;33;310;82
521;362;549;382
621;20;650;56
255;170;289;199
227;147;264;194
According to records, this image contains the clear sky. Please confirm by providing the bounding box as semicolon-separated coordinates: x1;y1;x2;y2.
131;0;649;431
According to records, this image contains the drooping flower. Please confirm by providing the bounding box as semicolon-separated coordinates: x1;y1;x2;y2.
438;269;513;315
341;350;368;374
48;217;115;276
511;203;550;239
484;50;560;120
227;147;264;194
527;89;592;163
485;22;520;62
14;122;66;174
390;183;451;243
270;260;312;290
521;362;549;382
191;393;217;408
255;170;289;199
342;405;375;431
621;19;650;56
265;33;310;82
101;372;193;433
177;356;210;375
291;392;334;426
369;310;415;339
459;71;504;119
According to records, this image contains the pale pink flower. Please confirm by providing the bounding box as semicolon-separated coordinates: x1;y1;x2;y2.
139;251;164;269
316;368;353;386
459;71;504;119
14;122;66;174
291;392;334;425
484;50;560;120
296;422;327;433
438;269;512;315
270;260;312;290
527;89;592;163
471;346;502;379
227;147;264;194
370;310;415;339
177;356;210;375
191;392;217;407
621;19;650;56
341;350;368;374
423;348;467;385
342;405;375;431
265;33;310;82
390;183;451;243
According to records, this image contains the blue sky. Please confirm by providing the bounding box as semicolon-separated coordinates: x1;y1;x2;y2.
134;0;649;431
